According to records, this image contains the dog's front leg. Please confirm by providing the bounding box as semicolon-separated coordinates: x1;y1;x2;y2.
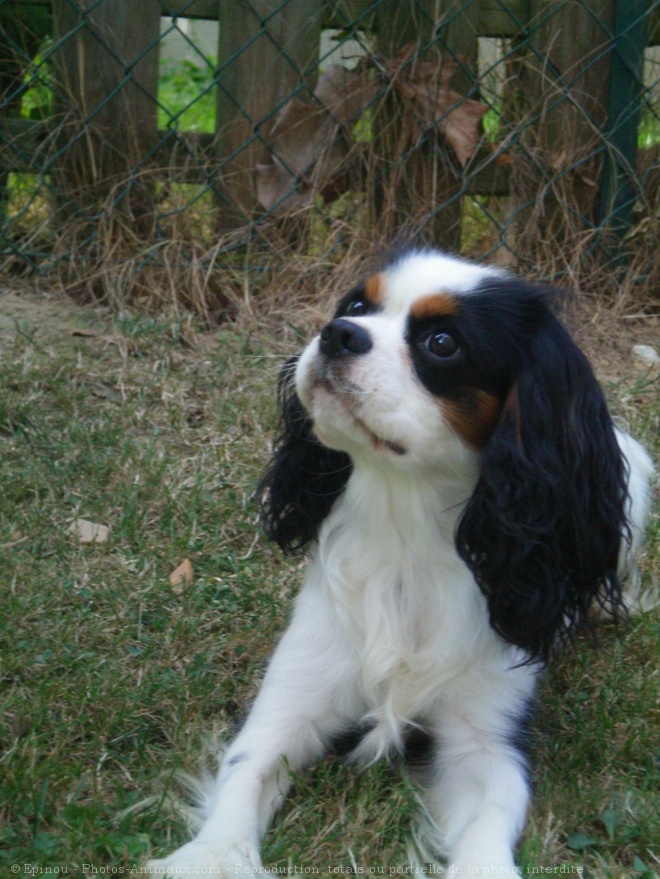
420;659;538;877
147;585;359;876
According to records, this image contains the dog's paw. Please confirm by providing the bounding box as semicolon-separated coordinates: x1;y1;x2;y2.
145;837;262;876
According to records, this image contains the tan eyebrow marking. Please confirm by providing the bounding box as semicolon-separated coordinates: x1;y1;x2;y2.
410;292;460;320
364;273;384;306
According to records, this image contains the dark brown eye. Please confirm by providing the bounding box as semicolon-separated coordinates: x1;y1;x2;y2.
345;299;367;317
426;331;460;359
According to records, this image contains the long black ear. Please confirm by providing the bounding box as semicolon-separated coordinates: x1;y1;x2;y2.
257;356;352;555
455;316;630;664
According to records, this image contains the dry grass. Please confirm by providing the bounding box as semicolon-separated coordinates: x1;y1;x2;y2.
5;76;659;327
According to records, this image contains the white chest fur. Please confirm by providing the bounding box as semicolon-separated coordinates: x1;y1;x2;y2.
308;466;497;758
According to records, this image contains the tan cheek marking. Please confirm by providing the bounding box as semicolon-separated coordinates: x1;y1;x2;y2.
441;391;503;448
364;273;384;307
410;292;459;320
503;384;522;447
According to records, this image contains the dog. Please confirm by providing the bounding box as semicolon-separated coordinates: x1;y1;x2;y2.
147;250;654;876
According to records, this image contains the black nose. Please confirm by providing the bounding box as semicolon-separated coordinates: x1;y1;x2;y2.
319;318;373;359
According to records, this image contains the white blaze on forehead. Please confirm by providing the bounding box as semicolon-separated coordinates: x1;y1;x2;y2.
380;251;505;314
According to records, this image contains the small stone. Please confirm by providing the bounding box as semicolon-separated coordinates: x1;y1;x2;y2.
632;345;660;365
68;518;111;545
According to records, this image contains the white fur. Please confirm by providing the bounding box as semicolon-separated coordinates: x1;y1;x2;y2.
146;253;654;877
148;471;536;876
384;250;505;314
612;428;657;613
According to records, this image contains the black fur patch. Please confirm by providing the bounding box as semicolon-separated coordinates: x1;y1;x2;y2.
257;357;352;554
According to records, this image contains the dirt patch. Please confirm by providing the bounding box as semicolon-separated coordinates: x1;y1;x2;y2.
0;279;111;350
567;295;660;389
1;276;658;387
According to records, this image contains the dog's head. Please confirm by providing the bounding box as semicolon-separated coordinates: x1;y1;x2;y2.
258;250;629;661
295;251;533;469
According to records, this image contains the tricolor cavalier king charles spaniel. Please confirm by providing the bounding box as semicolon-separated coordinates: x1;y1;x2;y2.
148;251;654;876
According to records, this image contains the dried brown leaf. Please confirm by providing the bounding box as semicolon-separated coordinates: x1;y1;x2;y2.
69;327;98;338
257;65;377;214
439;96;489;167
257;98;344;214
314;64;378;126
387;53;488;167
169;558;193;591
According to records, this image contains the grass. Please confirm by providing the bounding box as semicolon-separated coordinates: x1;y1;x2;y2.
157;59;216;134
0;295;658;875
638;107;660;150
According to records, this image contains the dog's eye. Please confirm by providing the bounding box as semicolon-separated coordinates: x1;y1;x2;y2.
425;331;460;359
344;299;367;317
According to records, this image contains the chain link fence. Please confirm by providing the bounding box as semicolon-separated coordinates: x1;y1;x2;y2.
1;1;659;314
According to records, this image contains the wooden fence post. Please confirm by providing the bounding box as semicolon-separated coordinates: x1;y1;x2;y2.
372;0;479;250
598;0;648;239
51;0;160;230
215;0;324;230
512;0;615;258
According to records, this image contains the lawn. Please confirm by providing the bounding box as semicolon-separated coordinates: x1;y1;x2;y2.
0;284;658;876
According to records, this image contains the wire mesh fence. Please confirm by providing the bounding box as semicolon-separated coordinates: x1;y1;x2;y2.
1;0;659;315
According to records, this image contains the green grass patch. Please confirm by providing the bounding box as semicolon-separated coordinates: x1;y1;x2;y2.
638;107;660;149
158;59;216;134
0;299;657;874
